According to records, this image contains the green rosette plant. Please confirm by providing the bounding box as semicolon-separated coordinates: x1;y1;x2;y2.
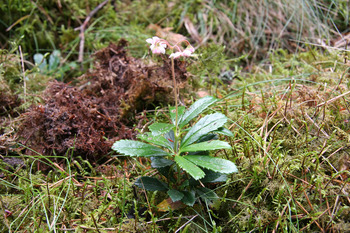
112;37;238;207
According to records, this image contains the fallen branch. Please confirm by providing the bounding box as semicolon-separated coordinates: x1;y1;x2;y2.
74;0;109;63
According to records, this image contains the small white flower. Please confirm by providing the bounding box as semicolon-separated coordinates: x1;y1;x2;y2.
152;44;167;54
146;36;167;54
169;52;183;59
169;47;194;59
185;45;195;53
182;49;192;57
146;36;158;44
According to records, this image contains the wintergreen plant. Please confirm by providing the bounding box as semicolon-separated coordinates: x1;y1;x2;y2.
34;50;61;73
33;50;77;80
112;37;238;207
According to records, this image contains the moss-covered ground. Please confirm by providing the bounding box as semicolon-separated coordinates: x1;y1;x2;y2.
1;1;350;232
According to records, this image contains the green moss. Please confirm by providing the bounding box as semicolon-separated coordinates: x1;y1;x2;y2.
217;48;350;231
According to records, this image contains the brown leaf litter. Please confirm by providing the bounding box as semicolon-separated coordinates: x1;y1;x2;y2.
15;39;190;161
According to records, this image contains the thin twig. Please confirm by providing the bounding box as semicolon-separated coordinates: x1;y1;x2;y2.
146;215;196;224
299;208;330;232
52;162;81;185
295;200;323;232
74;0;109;63
19;46;26;103
304;112;329;138
273;198;292;233
60;226;117;231
31;0;54;24
317;90;350;107
48;176;75;189
175;215;198;233
59;215;198;231
91;213;101;233
231;178;253;210
303;190;314;211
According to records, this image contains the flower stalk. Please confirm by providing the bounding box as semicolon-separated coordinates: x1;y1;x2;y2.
146;36;195;154
171;57;179;153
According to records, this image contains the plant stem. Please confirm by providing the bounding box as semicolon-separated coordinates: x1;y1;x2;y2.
171;58;183;185
171;57;179;153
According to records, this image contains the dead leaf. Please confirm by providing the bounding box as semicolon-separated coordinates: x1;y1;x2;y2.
147;24;187;45
197;91;209;98
157;198;186;212
184;16;202;43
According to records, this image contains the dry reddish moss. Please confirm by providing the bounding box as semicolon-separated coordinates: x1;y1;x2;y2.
17;40;189;160
80;39;189;121
0;92;20;119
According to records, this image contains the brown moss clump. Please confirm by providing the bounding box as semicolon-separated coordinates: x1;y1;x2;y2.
0;87;19;154
0;80;21;127
80;39;189;121
16;40;190;160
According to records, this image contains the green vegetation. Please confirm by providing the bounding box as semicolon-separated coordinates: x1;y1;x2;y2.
113;96;238;208
1;0;350;232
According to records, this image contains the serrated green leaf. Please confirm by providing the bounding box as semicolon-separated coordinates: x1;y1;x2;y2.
197;134;218;142
183;155;238;174
179;179;189;189
112;140;168;157
170;106;186;125
134;176;168;191
181;190;196;206
215;127;234;137
180;140;231;153
200;169;228;183
163;130;175;149
187;134;216;156
137;133;173;151
156;166;175;182
149;123;174;136
187;151;209;156
181;113;227;148
196;187;221;209
195;187;219;202
151;157;174;168
174;156;205;180
189;169;228;186
178;96;217;128
167;189;184;202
